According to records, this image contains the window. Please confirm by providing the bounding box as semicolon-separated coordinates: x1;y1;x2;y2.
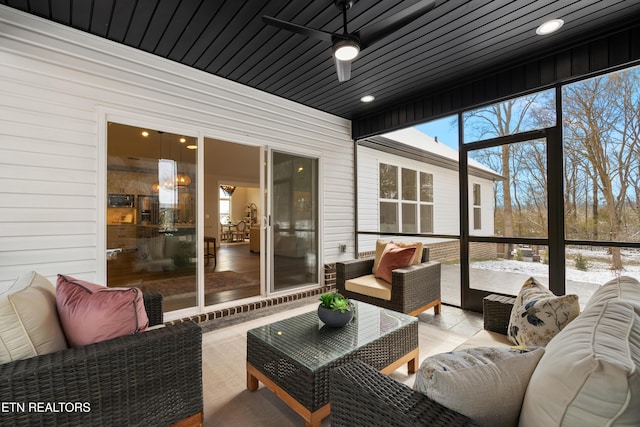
473;183;481;230
379;164;398;199
380;164;399;232
379;163;434;233
463;90;556;143
402;168;417;232
420;172;434;233
219;187;231;224
561;66;640;296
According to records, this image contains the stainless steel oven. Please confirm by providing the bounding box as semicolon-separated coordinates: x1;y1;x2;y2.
137;195;159;224
107;194;135;208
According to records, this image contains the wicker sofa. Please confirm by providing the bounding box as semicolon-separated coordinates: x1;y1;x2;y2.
329;295;512;427
331;279;640;427
336;247;441;316
0;290;203;427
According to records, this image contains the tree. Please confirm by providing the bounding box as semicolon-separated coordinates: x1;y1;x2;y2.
464;94;545;244
562;69;640;269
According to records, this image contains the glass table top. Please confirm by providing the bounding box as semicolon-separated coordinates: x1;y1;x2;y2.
247;300;417;371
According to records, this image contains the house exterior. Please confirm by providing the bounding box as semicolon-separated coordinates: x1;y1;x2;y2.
0;7;354;318
357;127;502;255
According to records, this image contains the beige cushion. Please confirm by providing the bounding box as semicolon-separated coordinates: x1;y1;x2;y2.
414;346;545;427
584;275;640;311
520;299;640;426
0;272;68;363
454;329;512;351
345;274;391;300
508;277;579;347
372;240;424;274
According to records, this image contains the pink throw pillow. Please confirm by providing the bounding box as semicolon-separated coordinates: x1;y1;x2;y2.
374;243;417;283
56;274;149;347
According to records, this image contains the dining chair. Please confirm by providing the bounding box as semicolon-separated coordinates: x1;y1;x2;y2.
232;221;247;242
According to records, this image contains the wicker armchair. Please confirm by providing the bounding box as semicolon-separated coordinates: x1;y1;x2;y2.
336;248;441;316
0;290;203;427
330;294;515;427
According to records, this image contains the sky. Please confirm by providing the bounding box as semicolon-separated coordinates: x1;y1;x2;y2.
414;116;459;150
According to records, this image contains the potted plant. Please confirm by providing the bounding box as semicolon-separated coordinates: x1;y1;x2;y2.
318;292;354;327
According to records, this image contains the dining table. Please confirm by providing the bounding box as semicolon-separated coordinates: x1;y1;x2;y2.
221;223;237;241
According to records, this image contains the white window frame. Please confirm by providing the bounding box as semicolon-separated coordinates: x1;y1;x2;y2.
379;163;434;234
419;171;434;233
473;182;481;230
219;187;232;224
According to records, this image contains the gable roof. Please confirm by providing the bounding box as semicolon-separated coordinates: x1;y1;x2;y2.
361;127;504;181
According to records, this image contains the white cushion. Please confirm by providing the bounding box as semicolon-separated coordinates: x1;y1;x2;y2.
584;275;640;311
519;299;640;426
0;272;68;363
345;274;391;300
414;346;545;427
508;277;580;347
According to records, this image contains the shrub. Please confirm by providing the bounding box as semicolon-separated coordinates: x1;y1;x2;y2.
574;253;589;271
515;249;523;261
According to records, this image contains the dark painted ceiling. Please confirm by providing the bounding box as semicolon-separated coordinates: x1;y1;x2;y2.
4;0;640;120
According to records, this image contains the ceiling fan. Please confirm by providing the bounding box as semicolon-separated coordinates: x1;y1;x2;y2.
262;0;437;82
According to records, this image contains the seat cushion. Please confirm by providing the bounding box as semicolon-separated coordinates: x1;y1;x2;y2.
508;277;579;347
519;299;640;426
0;271;68;363
56;274;149;347
374;243;416;283
414;346;545;427
372;240;424;274
345;274;392;300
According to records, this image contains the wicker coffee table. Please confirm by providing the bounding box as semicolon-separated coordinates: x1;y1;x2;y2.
246;300;418;426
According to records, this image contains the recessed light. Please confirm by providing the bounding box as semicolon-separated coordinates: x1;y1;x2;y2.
180;137;186;143
186;144;197;150
360;95;375;103
141;131;149;137
536;19;564;35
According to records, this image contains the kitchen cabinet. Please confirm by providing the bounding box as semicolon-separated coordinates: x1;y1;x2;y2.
107;225;136;250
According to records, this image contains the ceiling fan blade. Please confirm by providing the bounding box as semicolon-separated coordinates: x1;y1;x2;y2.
262;15;334;42
354;0;436;49
334;57;352;82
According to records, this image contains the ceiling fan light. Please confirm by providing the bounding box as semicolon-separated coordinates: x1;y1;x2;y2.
333;40;359;61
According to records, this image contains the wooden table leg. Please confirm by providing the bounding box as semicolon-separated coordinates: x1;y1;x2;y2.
408;354;418;374
247;371;259;391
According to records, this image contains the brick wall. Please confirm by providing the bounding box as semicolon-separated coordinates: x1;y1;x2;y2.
168;241;501;327
168;263;337;325
359;240;498;262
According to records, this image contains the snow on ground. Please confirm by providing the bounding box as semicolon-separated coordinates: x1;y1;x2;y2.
470;249;640;285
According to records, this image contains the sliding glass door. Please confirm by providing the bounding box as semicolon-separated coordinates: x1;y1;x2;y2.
106;122;197;312
270;150;319;292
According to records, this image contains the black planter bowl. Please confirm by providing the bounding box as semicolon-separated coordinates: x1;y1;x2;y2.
317;304;354;327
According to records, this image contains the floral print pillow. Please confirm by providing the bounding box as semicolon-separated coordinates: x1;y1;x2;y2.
508;277;580;347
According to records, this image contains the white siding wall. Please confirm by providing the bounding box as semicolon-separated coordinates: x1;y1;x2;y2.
0;7;354;290
357;145;494;252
